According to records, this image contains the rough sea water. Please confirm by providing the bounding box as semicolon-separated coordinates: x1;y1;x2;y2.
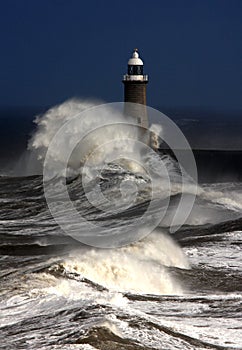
1;100;242;350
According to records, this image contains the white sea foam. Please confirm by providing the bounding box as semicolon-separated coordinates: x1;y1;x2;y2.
201;183;242;212
0;230;189;329
60;231;189;295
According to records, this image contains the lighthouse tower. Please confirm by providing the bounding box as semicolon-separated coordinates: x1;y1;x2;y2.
122;49;149;129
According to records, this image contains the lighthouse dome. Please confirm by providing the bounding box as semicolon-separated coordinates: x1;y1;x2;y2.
128;50;143;66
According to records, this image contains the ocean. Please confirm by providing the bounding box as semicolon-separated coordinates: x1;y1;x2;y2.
0;100;242;349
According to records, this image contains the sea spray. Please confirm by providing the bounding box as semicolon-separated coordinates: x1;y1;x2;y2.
25;99;143;177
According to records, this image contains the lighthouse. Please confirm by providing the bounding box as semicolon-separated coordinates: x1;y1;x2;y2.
122;49;149;129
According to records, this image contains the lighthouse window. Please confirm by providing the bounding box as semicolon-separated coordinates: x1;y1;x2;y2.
128;65;143;75
128;65;134;75
135;65;143;75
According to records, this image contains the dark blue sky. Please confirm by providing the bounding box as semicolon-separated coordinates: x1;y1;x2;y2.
0;0;241;111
